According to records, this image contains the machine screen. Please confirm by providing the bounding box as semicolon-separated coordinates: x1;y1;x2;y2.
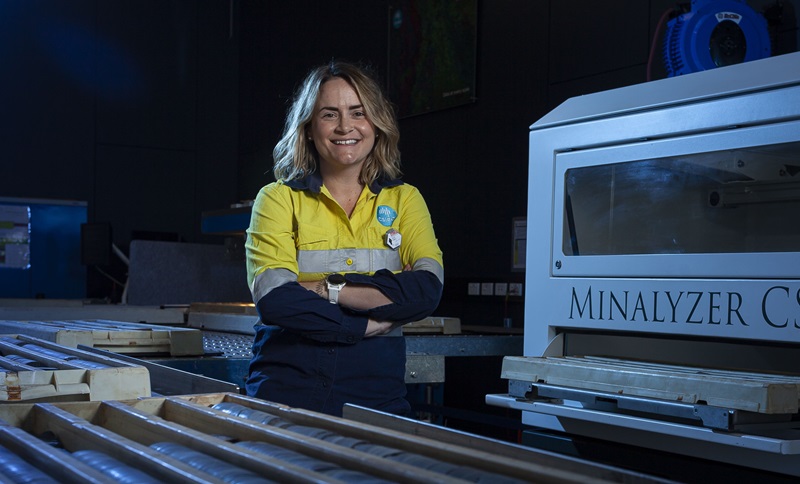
562;140;800;257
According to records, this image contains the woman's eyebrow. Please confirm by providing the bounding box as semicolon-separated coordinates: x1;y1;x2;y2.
318;104;364;113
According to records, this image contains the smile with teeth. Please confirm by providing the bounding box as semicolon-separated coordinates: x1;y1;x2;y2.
333;139;358;145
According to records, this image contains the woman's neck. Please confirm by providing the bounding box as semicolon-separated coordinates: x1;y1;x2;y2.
323;172;364;218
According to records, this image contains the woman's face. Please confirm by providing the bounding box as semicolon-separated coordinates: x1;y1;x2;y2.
309;77;377;173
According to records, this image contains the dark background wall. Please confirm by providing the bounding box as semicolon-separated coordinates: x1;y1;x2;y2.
2;0;798;325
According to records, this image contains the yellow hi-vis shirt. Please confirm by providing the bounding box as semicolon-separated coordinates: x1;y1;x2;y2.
246;176;443;303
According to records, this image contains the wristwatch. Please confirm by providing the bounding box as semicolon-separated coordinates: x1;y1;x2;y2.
326;273;346;304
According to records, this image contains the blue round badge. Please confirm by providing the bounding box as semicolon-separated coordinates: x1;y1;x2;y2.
376;205;398;226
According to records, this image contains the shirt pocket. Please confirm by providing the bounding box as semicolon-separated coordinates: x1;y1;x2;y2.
366;226;405;271
295;223;333;251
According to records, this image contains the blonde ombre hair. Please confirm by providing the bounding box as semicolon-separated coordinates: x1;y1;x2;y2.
272;61;402;185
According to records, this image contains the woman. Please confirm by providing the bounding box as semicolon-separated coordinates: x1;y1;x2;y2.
245;61;444;417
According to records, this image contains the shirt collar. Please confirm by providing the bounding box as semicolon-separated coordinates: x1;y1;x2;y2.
284;172;404;194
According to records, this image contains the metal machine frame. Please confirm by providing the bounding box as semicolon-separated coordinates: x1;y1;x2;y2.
488;52;800;476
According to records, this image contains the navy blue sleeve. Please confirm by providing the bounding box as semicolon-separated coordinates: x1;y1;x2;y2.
255;282;368;344
344;269;443;324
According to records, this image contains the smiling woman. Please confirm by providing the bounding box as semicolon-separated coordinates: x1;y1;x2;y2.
244;61;444;417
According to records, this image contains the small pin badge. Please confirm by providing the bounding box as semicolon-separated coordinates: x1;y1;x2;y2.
384;228;402;250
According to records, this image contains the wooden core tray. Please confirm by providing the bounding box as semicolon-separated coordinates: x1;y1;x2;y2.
0;334;150;402
0;393;632;483
502;356;800;414
0;320;204;356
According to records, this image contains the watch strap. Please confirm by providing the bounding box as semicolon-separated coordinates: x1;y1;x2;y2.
328;284;341;304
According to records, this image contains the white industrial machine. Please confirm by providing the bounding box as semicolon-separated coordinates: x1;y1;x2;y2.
488;51;800;476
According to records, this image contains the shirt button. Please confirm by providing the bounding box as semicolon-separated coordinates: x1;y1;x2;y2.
346;258;353;266
328;348;335;354
322;381;328;387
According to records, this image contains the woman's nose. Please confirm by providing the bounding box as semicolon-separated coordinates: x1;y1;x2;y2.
337;116;353;132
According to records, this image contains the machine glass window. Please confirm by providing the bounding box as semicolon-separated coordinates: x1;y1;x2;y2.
562;140;800;256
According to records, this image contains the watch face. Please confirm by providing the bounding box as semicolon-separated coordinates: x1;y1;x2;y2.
327;273;346;285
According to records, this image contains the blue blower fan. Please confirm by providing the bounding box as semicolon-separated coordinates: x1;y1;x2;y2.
663;0;771;77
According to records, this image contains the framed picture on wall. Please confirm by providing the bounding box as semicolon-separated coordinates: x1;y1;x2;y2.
387;0;478;118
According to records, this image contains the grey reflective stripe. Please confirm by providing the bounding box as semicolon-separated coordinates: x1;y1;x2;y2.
251;267;297;303
413;257;444;284
297;248;402;274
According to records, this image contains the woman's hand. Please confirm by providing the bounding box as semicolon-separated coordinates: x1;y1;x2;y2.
301;263;413;309
300;278;390;309
365;319;394;337
299;280;324;297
